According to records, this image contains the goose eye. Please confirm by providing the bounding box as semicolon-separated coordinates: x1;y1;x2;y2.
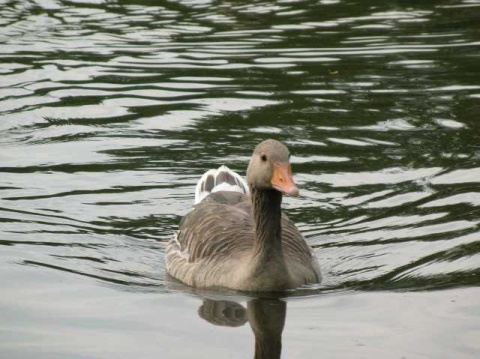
261;154;267;161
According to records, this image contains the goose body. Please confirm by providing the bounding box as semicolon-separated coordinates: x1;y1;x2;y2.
166;140;321;292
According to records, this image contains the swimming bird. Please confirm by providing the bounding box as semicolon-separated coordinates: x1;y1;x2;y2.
166;139;321;291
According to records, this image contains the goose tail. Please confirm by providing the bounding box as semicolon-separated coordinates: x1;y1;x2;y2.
195;165;249;204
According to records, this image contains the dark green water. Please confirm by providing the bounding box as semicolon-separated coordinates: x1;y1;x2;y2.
1;0;479;358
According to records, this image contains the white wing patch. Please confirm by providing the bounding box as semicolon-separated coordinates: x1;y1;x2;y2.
194;165;248;204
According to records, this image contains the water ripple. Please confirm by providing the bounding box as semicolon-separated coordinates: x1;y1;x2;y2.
0;0;479;295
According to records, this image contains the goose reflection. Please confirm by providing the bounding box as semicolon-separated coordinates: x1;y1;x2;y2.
198;298;286;359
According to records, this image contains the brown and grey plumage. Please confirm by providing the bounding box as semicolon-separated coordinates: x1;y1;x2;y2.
165;139;321;291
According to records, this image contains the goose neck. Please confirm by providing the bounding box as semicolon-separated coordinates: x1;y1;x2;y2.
250;187;283;257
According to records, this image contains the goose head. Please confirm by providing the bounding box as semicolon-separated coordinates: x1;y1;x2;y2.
246;139;299;196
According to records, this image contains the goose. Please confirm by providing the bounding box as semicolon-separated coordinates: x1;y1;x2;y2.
165;139;321;291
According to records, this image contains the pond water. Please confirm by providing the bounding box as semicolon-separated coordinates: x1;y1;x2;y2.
1;0;480;358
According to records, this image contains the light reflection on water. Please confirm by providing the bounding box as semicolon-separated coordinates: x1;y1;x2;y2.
1;0;480;357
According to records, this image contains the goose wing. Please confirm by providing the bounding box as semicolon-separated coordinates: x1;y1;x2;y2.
281;215;321;282
166;192;253;286
281;215;316;263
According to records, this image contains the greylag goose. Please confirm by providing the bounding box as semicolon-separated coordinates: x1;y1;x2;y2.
166;139;321;291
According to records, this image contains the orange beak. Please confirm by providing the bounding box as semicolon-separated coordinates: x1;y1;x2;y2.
271;162;299;197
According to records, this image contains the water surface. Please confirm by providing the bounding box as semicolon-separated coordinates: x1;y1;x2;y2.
1;0;479;358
